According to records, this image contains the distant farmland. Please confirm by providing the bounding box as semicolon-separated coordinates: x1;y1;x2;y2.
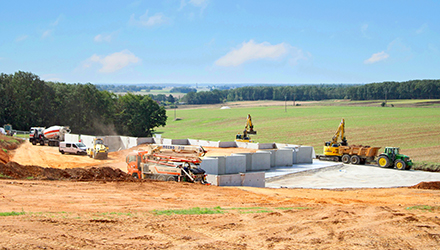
159;100;440;164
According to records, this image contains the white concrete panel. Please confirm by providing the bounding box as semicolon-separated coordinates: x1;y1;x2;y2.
188;139;201;146
275;148;294;167
120;136;130;149
162;138;172;145
196;140;220;147
199;157;220;175
153;137;163;144
128;137;138;149
225;155;246;174
251;151;271;170
219;141;237;148
276;143;300;149
297;146;314;163
242;172;265;187
137;137;154;145
257;143;277;149
64;134;79;142
172;139;189;145
81;135;96;149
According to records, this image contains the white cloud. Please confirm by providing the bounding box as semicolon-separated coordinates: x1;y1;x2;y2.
85;50;141;73
189;0;207;6
129;10;168;27
94;31;119;43
16;35;28;42
42;29;52;39
364;51;389;64
215;40;290;67
416;23;428;34
51;14;64;26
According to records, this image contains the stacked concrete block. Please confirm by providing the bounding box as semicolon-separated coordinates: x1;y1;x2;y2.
225;154;246;174
162;138;172;145
199;157;221;175
251;151;271;171
232;153;252;171
137;137;154;145
258;143;277;149
206;172;265;187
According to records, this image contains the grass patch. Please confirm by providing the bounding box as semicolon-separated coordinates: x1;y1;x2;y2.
406;205;440;212
0;173;12;178
274;207;312;210
159;101;440;163
0;211;25;216
152;207;224;215
412;162;440;172
2;148;7;153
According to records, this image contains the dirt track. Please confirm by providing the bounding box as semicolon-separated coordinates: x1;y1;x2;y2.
1;142;440;249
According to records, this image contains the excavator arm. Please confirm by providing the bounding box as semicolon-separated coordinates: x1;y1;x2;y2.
245;114;257;135
328;119;347;146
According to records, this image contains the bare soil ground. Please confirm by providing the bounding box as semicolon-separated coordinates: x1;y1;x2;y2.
1;142;440;249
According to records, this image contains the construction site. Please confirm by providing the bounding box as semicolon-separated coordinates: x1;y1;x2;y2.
1;114;440;249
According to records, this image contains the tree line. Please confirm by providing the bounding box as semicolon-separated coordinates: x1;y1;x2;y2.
0;71;167;137
180;80;440;104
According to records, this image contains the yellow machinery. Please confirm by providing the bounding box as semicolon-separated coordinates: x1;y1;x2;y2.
235;114;257;143
87;138;109;159
323;119;348;157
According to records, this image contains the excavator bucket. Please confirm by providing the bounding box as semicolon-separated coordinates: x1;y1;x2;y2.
247;130;257;135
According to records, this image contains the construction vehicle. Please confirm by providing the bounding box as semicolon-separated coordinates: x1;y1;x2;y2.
318;119;381;164
235;114;257;143
126;144;209;184
29;126;71;146
87;138;109;159
377;147;413;170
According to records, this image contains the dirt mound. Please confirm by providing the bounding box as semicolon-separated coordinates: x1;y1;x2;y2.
0;161;135;181
410;181;440;190
0;149;9;164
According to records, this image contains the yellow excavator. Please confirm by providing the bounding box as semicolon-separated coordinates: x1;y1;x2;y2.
235;114;257;143
323;118;348;157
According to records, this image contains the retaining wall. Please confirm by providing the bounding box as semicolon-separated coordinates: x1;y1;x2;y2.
206;172;265;187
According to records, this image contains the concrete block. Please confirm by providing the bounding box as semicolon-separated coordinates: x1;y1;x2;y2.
251;151;271;170
172;139;189;145
153;137;163;144
81;135;96;149
276;143;300;149
188;139;200;146
65;134;79;142
196;140;220;147
162;138;172;145
128;137;138;149
257;143;277;149
219;141;237;148
232;153;252;171
206;172;265;187
297;146;314;163
199;157;220;175
225;155;246;174
275;148;294;167
137;137;154;145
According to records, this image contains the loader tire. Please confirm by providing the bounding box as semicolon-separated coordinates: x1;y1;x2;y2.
378;156;390;168
341;154;350;164
394;159;406;170
132;173;139;179
350;155;361;165
32;140;37;145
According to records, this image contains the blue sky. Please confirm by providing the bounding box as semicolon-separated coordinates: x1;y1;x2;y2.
1;0;439;84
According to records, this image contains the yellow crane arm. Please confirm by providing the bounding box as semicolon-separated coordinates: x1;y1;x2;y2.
331;119;346;145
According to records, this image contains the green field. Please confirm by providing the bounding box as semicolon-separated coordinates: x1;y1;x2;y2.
159;100;440;164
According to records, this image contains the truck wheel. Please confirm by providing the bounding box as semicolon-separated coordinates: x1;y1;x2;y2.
166;176;176;182
378;156;390;168
157;175;167;181
341;154;350;164
350;155;361;165
394;159;406;170
132;173;139;179
40;140;45;146
60;150;65;154
32;140;37;145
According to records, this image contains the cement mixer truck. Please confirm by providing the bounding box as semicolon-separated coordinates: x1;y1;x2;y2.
29;126;71;146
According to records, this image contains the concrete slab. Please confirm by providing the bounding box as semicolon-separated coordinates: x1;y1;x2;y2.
266;161;440;189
